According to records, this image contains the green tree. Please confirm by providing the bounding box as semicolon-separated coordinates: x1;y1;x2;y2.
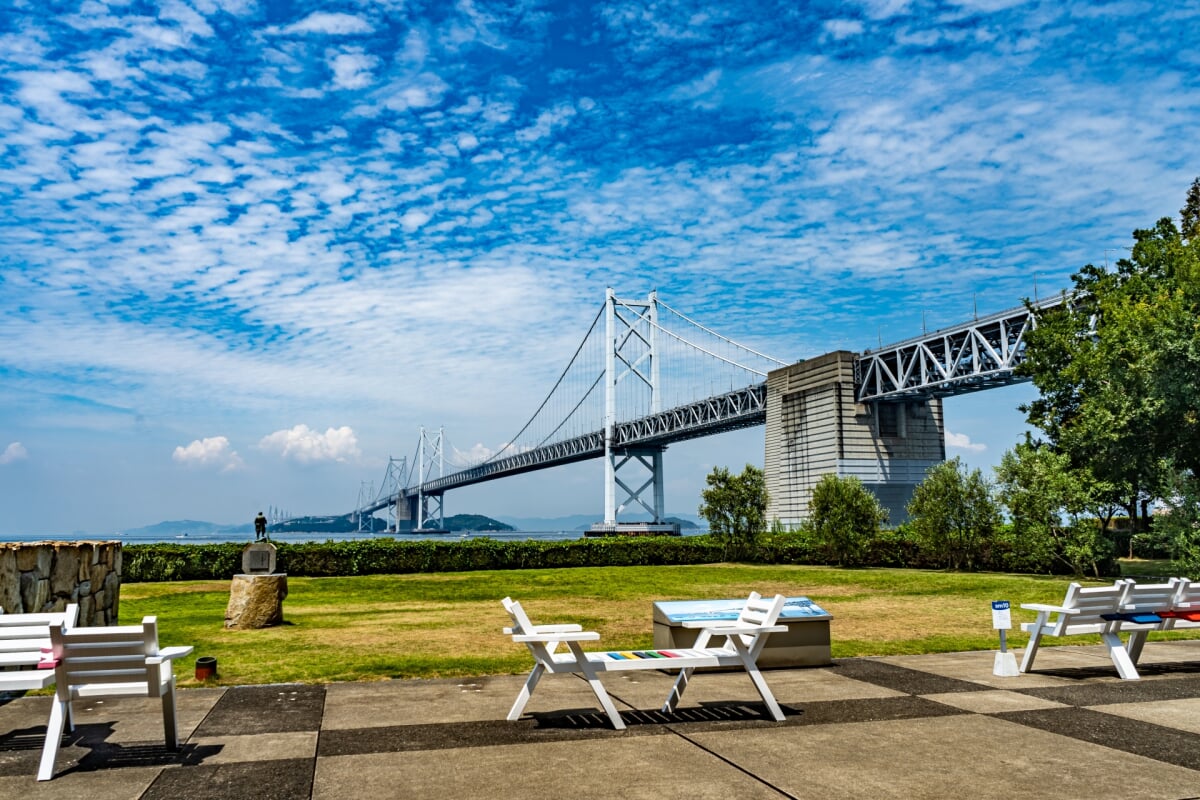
804;474;887;566
698;464;768;560
994;439;1117;576
906;457;1001;571
1020;184;1200;528
1154;472;1200;579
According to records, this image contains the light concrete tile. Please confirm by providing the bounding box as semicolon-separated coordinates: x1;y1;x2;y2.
921;689;1068;714
323;675;569;729
182;731;317;765
69;687;225;744
313;738;788;800
1088;697;1200;735
878;647;1124;688
0;765;163;798
691;713;1200;800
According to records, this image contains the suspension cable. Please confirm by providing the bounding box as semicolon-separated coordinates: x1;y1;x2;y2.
486;304;604;463
658;300;788;365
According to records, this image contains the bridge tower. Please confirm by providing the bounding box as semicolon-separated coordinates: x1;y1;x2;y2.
764;351;945;526
417;427;445;530
601;288;668;529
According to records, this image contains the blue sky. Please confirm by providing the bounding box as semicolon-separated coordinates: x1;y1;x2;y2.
2;0;1198;535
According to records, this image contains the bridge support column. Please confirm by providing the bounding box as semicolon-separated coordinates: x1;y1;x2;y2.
764;351;945;527
609;446;666;522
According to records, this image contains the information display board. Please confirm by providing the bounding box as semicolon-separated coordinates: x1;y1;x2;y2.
652;596;833;667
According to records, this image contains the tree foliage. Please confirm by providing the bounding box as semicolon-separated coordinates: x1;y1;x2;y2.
906;457;1001;570
1154;472;1200;579
804;474;887;566
994;439;1116;577
698;464;768;560
1019;192;1200;528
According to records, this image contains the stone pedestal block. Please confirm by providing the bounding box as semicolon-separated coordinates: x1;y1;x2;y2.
224;573;288;629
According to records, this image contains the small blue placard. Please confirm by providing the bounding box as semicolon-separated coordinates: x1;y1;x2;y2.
991;600;1012;630
655;596;830;623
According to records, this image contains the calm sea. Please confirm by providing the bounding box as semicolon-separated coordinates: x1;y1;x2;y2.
0;530;597;545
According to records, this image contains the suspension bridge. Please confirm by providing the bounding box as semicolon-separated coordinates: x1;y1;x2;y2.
352;288;1066;532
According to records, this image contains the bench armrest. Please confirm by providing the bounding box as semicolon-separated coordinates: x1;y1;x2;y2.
503;623;583;635
512;631;601;643
1020;603;1078;614
158;646;194;660
684;622;789;635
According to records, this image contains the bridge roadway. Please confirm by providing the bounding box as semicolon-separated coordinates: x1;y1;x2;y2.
358;383;769;515
360;294;1070;517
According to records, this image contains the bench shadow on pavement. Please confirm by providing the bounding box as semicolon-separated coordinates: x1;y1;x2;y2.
0;721;222;778
1028;659;1200;681
528;701;804;730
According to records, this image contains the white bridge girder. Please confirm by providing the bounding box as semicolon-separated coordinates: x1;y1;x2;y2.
855;296;1065;403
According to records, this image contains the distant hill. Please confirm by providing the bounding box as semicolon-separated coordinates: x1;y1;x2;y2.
272;514;387;533
424;514;514;532
119;519;251;537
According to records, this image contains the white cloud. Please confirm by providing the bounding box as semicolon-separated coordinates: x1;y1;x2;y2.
280;13;373;36
172;436;244;470
259;424;361;464
0;442;29;464
515;103;577;142
328;49;377;90
946;431;986;452
824;19;865;40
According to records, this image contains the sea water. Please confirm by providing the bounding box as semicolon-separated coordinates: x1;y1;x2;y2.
0;530;595;545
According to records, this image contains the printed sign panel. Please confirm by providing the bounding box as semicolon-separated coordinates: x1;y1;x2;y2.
655;596;831;623
991;600;1012;630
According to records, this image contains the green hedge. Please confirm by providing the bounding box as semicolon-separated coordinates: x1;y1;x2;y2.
121;527;1102;583
122;536;727;582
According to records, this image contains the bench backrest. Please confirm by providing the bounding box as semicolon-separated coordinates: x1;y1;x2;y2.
0;604;80;667
730;591;786;648
1050;582;1128;634
1120;579;1176;613
1171;578;1200;611
49;616;165;700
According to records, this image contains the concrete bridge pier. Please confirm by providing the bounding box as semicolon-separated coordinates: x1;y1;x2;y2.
764;351;945;527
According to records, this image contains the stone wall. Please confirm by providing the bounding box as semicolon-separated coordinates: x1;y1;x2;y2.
0;541;122;627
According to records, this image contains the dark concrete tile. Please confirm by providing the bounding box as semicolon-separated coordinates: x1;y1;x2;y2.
831;658;992;695
193;685;325;737
995;707;1200;771
318;718;642;757
142;757;313;800
1016;675;1200;707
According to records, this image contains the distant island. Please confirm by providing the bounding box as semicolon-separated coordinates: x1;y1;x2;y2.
270;512;513;534
117;512;698;538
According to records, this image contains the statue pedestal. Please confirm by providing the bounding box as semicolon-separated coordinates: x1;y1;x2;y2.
225;573;288;629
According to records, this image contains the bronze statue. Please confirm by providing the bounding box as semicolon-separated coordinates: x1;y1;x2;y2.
254;511;268;541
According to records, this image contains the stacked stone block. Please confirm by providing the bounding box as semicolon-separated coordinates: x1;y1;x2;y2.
0;542;121;627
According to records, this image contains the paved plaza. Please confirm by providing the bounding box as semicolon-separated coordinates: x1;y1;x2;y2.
2;640;1200;799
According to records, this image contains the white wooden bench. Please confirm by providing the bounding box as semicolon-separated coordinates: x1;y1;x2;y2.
1120;577;1200;663
37;616;193;780
0;605;80;693
1019;582;1142;680
502;592;788;729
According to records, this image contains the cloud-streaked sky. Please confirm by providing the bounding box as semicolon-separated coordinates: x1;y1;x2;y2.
2;0;1197;535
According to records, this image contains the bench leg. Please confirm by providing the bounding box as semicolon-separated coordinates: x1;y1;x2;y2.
1126;629;1149;664
661;668;695;715
741;661;785;722
1019;627;1044;673
1102;632;1141;680
36;699;67;781
507;662;546;721
162;678;180;749
569;643;626;730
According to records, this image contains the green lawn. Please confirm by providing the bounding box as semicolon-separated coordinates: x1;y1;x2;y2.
118;563;1199;688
